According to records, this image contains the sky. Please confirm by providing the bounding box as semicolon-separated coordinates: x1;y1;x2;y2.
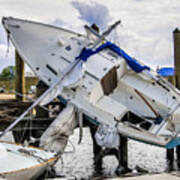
0;0;180;73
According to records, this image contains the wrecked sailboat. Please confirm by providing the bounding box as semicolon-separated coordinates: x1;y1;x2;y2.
1;16;180;149
0;141;57;180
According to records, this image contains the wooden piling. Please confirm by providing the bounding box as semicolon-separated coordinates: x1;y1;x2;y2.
174;28;180;88
29;80;49;145
120;135;128;169
35;81;49;118
13;51;26;143
166;28;180;170
15;51;25;101
173;28;180;168
166;148;174;171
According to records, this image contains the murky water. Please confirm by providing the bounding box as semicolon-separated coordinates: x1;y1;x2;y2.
1;128;172;179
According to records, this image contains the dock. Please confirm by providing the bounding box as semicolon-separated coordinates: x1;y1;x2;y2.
112;173;180;180
0;94;60;133
45;173;180;180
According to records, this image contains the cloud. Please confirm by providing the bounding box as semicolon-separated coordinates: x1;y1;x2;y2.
0;26;7;45
0;17;14;72
49;18;78;31
104;0;180;68
72;1;112;29
0;0;81;27
50;19;66;27
0;44;14;73
0;0;83;72
0;0;179;71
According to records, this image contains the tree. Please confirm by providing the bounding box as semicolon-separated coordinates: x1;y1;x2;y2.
0;66;15;80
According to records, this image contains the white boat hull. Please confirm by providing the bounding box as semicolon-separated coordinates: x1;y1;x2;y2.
2;17;180;149
0;141;57;180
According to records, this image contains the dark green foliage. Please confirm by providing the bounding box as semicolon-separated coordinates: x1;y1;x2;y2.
0;66;15;80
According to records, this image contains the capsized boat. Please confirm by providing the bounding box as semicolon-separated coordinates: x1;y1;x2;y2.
0;141;57;180
2;17;180;149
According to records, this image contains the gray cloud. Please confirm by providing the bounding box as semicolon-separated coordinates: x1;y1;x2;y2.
50;18;66;27
0;0;179;71
72;1;112;29
0;44;14;72
0;23;14;72
0;26;7;45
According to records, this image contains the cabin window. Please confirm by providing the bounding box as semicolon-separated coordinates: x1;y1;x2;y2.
65;45;72;51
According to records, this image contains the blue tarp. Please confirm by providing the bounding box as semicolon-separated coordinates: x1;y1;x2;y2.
166;137;180;149
76;41;150;73
157;67;174;77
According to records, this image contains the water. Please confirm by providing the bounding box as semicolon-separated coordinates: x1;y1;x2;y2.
54;128;167;179
1;128;172;179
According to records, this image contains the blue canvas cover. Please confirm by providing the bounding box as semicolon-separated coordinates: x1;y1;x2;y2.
157;67;174;77
76;41;150;73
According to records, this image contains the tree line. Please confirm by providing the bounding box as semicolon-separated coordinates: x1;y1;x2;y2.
0;66;15;80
